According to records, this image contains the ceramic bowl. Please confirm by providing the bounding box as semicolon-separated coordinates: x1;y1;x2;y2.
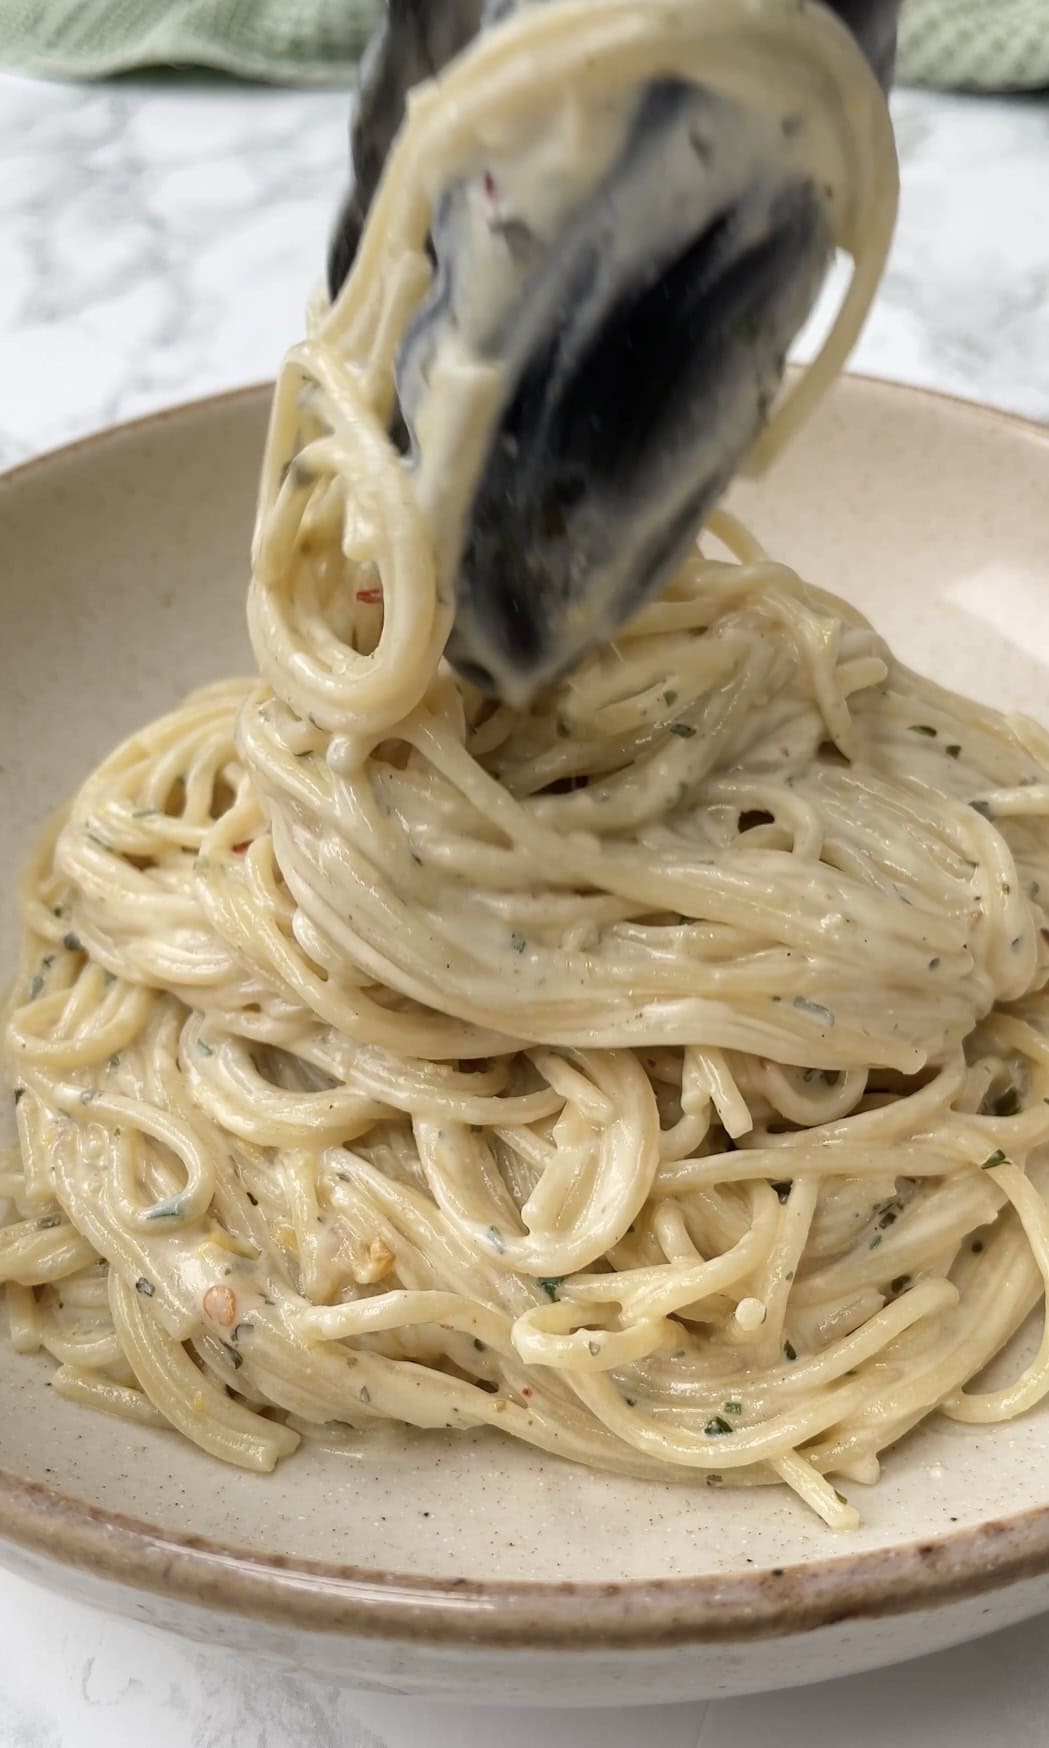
2;377;1049;1704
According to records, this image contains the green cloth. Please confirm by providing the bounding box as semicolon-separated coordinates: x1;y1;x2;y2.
0;0;1046;93
0;0;382;87
898;0;1049;90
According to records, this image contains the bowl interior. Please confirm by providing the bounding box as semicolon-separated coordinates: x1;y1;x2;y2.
1;379;1049;1588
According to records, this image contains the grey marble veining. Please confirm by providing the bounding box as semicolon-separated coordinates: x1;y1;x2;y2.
1;61;1049;1748
1;75;1049;475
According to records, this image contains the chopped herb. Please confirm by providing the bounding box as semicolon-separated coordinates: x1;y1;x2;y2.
624;1397;637;1408
988;1087;1021;1118
723;1400;743;1415
910;725;937;738
928;957;941;971
705;1473;724;1487
223;1342;244;1370
890;1275;911;1295
784;1340;798;1362
132;808;159;819
834;1489;850;1507
509;932;527;955
36;1214;62;1230
146;1196;185;1222
486;1226;506;1254
771;1181;792;1203
587;1339;601;1357
196;1039;215;1057
473;1338;486;1353
663;689;678;706
13;1088;24;1106
135;1277;155;1297
869;1234;883;1250
970;799;993;818
982;1150;1007;1169
29;975;44;1000
792;996;834;1027
704;1415;735;1437
62;932;82;953
108;1054;120;1071
537;1277;564;1301
359;1385;371;1405
878;1206;899;1229
103;972;116;989
669;723;696;739
946;745;962;760
556;718;571;739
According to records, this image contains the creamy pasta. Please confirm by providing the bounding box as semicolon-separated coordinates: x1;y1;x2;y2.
6;2;1047;1532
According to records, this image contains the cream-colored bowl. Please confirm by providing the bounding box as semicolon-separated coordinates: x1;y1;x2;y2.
1;377;1049;1705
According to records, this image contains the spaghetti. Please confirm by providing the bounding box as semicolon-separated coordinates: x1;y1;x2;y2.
6;2;1046;1531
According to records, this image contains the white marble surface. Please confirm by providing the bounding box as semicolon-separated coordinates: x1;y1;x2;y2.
2;61;1049;1748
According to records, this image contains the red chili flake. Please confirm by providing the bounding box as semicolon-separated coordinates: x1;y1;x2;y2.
520;1387;533;1399
482;171;498;201
356;587;382;605
232;841;251;855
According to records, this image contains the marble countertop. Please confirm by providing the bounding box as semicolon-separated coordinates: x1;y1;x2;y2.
2;62;1049;1748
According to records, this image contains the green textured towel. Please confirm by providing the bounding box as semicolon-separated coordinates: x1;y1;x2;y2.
899;0;1049;89
0;0;1046;93
0;1;382;87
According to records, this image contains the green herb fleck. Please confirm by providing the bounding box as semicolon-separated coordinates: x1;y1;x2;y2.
784;1340;798;1362
928;957;941;970
704;1415;734;1437
473;1338;486;1353
771;1181;791;1203
663;689;678;706
982;1150;1007;1169
146;1196;185;1222
971;799;993;818
102;972;116;989
669;723;696;739
62;932;82;953
29;975;44;1000
135;1276;156;1297
487;1226;507;1254
705;1473;724;1487
946;745;962;760
869;1234;882;1250
13;1088;24;1106
910;725;937;738
509;933;527;955
537;1277;564;1302
36;1214;62;1230
196;1039;215;1057
723;1400;743;1415
132;808;159;819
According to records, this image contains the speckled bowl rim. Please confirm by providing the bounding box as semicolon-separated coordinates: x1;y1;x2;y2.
3;377;1049;1652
